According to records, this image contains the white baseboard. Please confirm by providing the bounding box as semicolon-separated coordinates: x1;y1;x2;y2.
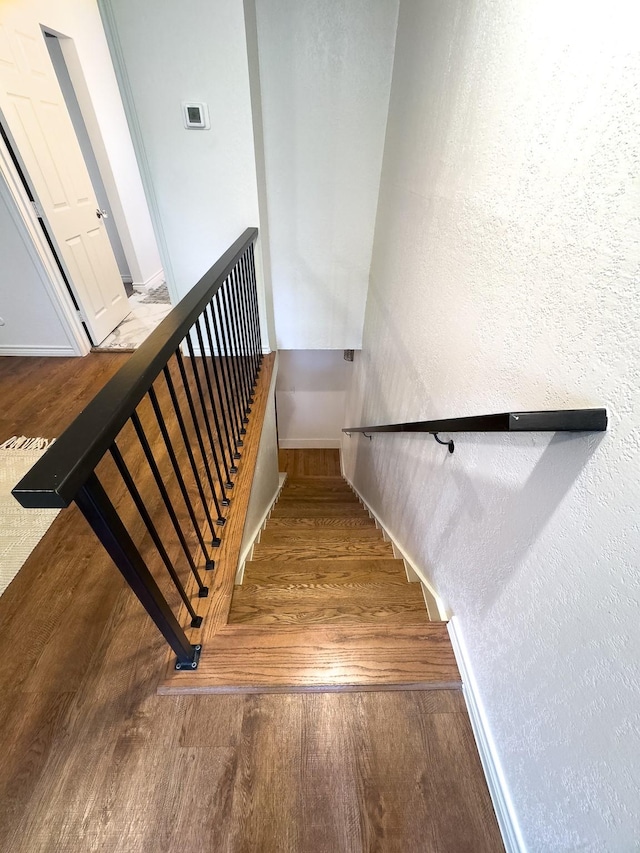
278;439;342;449
235;472;287;583
0;345;78;357
340;471;447;621
448;617;526;853
132;268;164;293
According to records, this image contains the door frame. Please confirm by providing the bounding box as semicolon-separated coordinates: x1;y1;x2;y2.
0;122;90;357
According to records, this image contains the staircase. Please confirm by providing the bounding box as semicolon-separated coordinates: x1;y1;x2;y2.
230;475;430;626
159;451;460;693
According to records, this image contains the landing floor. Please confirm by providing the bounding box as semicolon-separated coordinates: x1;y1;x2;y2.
0;355;503;852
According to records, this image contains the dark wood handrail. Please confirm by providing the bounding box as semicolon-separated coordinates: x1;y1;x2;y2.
13;228;258;509
344;408;608;435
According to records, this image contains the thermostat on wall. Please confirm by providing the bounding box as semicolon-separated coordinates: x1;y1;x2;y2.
182;102;210;129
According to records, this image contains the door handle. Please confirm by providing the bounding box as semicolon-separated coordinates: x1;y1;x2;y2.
96;208;109;219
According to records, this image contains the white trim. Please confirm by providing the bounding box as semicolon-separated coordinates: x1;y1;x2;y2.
448;617;526;853
235;471;287;583
132;267;164;293
341;468;447;621
278;439;342;449
0;137;89;356
0;345;77;357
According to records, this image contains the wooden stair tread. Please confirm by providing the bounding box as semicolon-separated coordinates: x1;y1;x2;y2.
228;609;430;626
276;493;359;503
284;476;348;485
265;517;376;528
258;528;383;544
228;582;428;625
159;623;459;693
243;558;408;586
251;540;394;561
270;504;370;517
233;581;425;602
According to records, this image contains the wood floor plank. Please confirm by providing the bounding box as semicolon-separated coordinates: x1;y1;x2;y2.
277;449;341;477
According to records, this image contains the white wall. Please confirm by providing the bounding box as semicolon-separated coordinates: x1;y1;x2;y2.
103;0;266;314
254;0;398;349
0;172;76;356
277;350;350;448
342;1;640;849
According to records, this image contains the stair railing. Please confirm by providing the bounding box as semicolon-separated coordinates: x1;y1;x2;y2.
344;409;607;454
13;228;263;670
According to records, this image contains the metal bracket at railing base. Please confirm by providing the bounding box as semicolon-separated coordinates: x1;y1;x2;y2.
175;643;202;671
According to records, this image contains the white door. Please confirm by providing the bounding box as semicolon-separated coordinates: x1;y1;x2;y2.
0;18;128;345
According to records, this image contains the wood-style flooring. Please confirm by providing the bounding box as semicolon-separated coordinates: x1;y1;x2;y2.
0;356;504;852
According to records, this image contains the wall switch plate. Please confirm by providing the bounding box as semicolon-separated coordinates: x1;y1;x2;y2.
182;102;210;130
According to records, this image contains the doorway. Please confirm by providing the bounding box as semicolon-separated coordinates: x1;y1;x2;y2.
0;9;144;348
43;30;132;292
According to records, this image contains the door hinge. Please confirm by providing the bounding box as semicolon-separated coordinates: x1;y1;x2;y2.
31;199;44;219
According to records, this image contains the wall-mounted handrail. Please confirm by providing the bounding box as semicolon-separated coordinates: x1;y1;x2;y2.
12;228;263;670
344;409;607;437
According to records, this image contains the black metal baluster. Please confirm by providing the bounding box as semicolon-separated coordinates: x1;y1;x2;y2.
174;347;231;509
147;386;215;571
221;279;249;431
240;250;259;387
183;333;228;527
162;363;226;533
209;296;242;466
75;471;201;669
251;243;263;360
131;410;212;588
228;265;252;415
238;252;255;405
215;288;245;441
222;271;248;419
110;442;204;624
201;304;236;479
247;243;263;370
192;318;233;500
233;258;254;407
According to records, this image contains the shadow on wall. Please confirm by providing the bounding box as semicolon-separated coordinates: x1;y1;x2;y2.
348;424;604;617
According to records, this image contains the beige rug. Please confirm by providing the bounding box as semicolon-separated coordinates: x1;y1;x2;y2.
0;436;59;598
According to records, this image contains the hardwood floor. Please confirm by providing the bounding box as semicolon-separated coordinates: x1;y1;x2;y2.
0;356;504;852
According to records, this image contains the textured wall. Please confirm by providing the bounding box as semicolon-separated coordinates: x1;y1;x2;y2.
342;0;640;849
254;0;398;348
